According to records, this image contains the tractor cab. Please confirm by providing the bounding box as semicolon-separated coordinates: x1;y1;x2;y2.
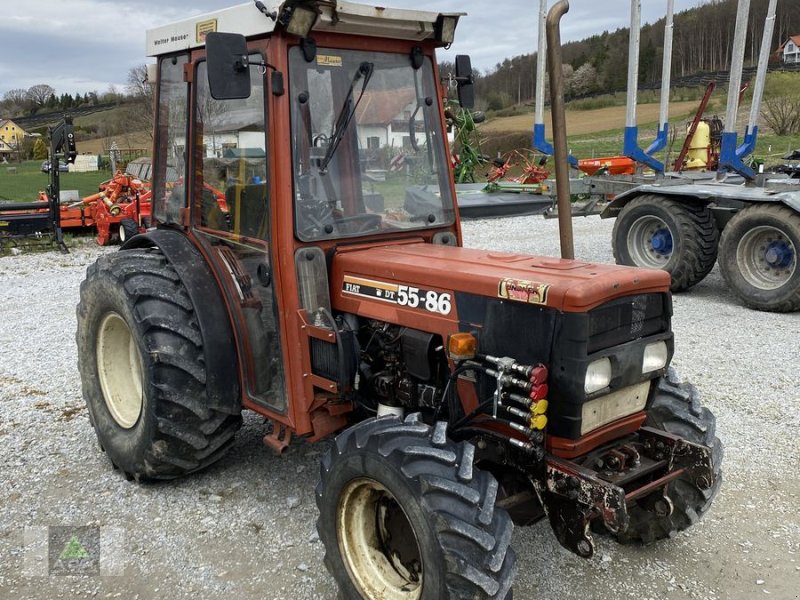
145;1;468;421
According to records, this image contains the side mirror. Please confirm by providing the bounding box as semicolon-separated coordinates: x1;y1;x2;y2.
206;32;251;100
455;54;475;109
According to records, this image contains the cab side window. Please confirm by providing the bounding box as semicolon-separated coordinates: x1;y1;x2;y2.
194;58;268;240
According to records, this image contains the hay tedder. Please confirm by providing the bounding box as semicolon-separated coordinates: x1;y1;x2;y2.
76;1;721;597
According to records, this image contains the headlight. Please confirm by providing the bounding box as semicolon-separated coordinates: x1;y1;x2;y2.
642;341;668;374
584;357;612;394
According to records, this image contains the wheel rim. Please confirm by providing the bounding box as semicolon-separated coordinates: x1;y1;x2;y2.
119;226;127;243
337;478;423;599
627;215;674;268
735;225;797;290
96;313;144;429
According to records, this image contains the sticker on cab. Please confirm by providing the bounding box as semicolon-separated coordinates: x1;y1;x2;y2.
342;275;452;315
498;278;550;305
317;55;343;67
196;19;218;43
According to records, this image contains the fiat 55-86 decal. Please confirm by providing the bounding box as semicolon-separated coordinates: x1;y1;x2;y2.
342;275;452;315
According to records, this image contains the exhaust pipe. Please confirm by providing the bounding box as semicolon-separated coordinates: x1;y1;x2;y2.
546;0;574;260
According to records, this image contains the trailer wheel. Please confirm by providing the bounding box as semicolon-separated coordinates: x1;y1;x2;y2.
612;195;719;291
76;248;241;481
317;414;516;600
614;368;722;544
718;204;800;312
118;218;139;244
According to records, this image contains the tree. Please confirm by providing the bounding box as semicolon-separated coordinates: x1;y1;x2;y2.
27;84;56;107
571;63;598;97
126;64;155;140
32;138;48;160
761;72;800;136
1;88;30;116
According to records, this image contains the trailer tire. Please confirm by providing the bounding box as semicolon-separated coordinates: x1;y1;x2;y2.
118;218;139;244
317;414;516;600
614;368;722;544
718;204;800;312
613;195;719;291
76;247;241;481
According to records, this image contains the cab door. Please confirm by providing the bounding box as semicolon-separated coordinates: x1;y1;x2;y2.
189;54;287;414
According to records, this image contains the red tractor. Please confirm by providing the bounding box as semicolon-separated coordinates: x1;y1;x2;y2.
76;1;721;597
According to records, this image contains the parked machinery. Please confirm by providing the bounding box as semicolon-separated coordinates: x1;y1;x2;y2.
604;0;800;313
0;117;76;252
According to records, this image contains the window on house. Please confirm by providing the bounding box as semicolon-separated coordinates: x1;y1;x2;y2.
367;136;380;150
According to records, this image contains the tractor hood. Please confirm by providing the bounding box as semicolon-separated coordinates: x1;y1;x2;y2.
330;240;670;316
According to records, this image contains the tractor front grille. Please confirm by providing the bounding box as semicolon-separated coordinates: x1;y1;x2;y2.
587;293;670;353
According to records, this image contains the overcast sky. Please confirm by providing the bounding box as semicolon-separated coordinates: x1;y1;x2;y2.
0;0;702;97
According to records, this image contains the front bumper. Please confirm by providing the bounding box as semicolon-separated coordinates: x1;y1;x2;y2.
537;426;715;558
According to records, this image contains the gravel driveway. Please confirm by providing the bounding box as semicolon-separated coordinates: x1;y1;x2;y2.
1;216;798;599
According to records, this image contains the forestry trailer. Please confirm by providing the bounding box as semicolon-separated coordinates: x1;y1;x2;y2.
76;1;722;597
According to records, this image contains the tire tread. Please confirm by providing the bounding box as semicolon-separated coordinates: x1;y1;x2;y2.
317;414;516;598
613;195;720;292
77;248;241;481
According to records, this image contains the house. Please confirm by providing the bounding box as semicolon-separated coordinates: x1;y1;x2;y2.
776;35;800;64
0;138;14;158
0;119;27;149
355;88;419;151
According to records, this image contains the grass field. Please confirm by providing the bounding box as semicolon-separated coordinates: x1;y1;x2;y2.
481;100;702;137
77;131;151;155
0;161;111;203
479;100;800;169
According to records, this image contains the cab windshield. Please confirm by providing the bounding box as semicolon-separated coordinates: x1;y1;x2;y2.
289;46;455;241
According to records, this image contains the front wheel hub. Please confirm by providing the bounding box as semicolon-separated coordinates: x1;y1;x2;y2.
337;478;423;599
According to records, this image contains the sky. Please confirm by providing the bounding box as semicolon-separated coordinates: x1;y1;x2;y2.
0;0;702;97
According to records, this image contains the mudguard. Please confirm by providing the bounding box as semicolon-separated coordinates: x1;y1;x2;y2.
601;183;800;218
121;228;240;414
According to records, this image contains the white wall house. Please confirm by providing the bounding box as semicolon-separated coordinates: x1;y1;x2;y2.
175;129;267;159
780;36;800;64
356;88;455;152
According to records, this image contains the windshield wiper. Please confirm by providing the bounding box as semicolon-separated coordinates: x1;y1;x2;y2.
319;61;374;173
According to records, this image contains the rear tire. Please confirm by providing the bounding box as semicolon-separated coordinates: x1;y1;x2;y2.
718;204;800;312
615;368;722;544
613;195;719;291
76;247;241;481
317;414;516;599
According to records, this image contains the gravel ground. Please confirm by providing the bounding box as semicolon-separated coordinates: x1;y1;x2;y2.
1;217;799;600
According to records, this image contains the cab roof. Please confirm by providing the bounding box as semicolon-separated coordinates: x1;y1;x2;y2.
146;1;464;57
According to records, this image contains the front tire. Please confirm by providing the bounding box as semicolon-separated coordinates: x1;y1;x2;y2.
612;195;719;291
718;204;800;312
616;368;722;544
76;248;241;481
317;414;516;599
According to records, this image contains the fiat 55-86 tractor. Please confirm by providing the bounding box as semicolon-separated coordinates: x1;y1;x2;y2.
76;1;721;597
